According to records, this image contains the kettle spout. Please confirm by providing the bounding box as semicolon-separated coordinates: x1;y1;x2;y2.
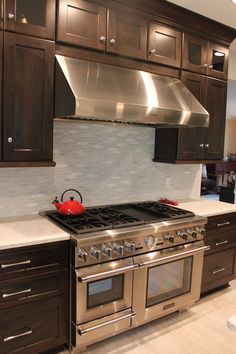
52;197;62;210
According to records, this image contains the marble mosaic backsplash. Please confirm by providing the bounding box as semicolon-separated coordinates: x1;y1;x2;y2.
0;121;201;217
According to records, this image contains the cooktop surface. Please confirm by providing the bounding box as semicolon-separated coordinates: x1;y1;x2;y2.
45;201;194;235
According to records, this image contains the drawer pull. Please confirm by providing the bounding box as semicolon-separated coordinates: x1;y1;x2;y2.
216;221;230;227
3;329;32;342
211;267;226;275
215;240;229;246
1;259;31;269
2;288;31;299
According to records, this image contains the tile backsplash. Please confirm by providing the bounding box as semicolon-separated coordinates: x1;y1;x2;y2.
0;121;201;217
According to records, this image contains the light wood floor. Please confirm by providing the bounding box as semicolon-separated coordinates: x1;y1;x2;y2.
65;280;236;354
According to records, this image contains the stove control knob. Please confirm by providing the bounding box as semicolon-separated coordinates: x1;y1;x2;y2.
78;248;88;263
164;234;175;243
113;243;124;256
102;244;113;257
197;227;206;237
189;229;197;238
90;247;101;260
125;240;136;252
177;231;188;240
144;235;155;248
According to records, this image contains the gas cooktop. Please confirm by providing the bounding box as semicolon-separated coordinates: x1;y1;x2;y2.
45;201;194;235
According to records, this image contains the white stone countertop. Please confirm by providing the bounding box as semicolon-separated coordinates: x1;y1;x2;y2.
0;214;70;250
178;199;236;217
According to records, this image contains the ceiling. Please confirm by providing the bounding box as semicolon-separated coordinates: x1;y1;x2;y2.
167;0;236;50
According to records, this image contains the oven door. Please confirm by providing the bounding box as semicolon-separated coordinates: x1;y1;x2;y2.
132;241;209;326
73;257;136;324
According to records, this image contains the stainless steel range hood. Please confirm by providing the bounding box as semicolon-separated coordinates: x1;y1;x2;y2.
55;55;209;127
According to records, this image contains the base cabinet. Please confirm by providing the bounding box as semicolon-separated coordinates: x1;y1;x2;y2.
201;213;236;294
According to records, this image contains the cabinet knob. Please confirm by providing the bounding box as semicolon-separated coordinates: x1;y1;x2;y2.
7;13;15;20
199;143;204;148
8;137;13;143
205;144;209;148
208;65;213;69
99;35;106;43
150;49;156;54
109;38;116;45
202;63;208;68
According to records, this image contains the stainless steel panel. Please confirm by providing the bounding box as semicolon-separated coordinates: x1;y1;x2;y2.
74;258;133;324
55;55;209;127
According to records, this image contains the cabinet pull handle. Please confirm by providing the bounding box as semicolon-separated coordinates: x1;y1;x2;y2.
216;221;230;227
199;144;204;148
150;49;156;54
7;13;15;20
209;65;213;69
211;267;226;275
215;240;229;246
2;288;32;299
109;38;116;45
205;144;209;148
3;329;32;342
8;137;13;143
1;259;31;269
99;35;106;42
202;63;208;68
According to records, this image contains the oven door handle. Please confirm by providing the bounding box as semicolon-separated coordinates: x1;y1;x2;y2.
77;264;138;283
78;311;136;335
139;245;210;267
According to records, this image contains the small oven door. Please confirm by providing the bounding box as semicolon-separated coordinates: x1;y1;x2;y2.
73;257;136;324
132;241;209;326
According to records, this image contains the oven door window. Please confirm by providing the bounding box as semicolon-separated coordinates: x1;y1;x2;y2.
146;256;193;307
87;274;124;309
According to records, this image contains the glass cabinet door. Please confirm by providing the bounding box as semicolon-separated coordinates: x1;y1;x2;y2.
207;43;229;80
4;0;55;40
146;257;193;307
182;34;208;74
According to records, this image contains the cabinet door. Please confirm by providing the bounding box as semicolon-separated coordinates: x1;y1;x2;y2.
182;34;208;74
178;71;206;160
57;0;106;50
107;10;147;60
204;78;227;160
207;43;229;80
0;31;2;161
3;33;54;161
148;22;181;67
4;0;55;40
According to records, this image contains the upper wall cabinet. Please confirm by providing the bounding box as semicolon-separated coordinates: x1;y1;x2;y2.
182;34;229;80
4;0;56;40
148;22;181;67
57;0;147;60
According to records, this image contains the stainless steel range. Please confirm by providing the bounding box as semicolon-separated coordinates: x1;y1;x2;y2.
45;201;208;353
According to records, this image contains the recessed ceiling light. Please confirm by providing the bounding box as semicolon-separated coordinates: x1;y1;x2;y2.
232;0;236;4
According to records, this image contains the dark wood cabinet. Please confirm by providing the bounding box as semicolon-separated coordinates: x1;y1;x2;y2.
4;0;56;40
148;22;181;67
3;32;54;162
107;9;147;60
182;34;229;80
0;241;69;353
154;71;227;162
57;0;147;60
201;213;236;294
0;31;2;161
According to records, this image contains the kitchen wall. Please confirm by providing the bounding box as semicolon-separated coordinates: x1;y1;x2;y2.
224;118;236;155
0;121;201;217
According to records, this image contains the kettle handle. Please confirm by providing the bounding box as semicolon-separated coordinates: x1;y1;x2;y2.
61;189;83;203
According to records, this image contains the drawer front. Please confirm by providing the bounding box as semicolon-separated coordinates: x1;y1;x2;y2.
206;213;236;234
205;233;236;254
202;249;236;286
0;242;69;278
0;296;68;354
0;270;68;309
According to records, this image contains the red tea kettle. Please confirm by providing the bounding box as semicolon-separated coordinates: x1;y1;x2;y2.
52;189;85;216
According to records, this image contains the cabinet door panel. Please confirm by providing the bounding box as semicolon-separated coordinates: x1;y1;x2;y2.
207;43;229;80
148;23;181;67
4;0;55;40
107;10;147;60
3;33;54;161
204;78;227;159
182;34;208;74
178;71;206;159
57;0;106;50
